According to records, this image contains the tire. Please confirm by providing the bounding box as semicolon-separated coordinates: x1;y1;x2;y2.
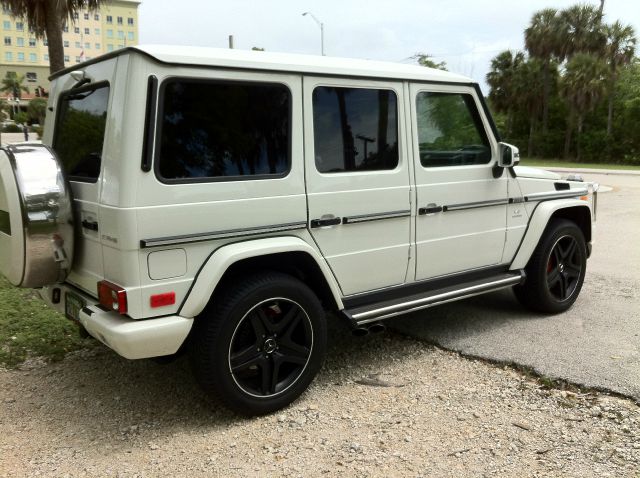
514;218;587;314
189;271;327;416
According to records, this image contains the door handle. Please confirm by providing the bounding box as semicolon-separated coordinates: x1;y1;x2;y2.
81;219;99;231
418;204;443;215
310;216;342;228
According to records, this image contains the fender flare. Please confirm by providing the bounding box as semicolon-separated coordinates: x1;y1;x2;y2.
179;236;344;318
510;199;592;270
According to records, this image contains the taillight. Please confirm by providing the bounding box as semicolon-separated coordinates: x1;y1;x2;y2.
98;280;128;315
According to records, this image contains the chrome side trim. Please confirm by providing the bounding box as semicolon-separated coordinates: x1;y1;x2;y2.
342;209;411;224
443;198;509;212
140;221;307;248
351;274;523;324
524;189;588;202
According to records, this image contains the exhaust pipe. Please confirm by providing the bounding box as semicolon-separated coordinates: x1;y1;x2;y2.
352;327;369;337
352;322;386;336
367;322;386;334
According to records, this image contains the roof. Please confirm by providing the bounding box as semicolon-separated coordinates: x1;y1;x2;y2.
51;44;474;84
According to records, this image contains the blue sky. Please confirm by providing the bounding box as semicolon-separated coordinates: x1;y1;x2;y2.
138;0;639;92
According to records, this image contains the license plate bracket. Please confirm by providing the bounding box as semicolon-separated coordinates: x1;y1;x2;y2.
65;292;85;322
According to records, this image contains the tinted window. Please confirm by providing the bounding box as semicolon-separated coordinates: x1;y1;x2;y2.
312;86;398;173
416;92;491;167
53;83;109;182
157;80;290;181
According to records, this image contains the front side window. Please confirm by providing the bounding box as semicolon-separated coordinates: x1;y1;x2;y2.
415;92;491;167
157;79;290;181
53;83;109;182
312;86;398;173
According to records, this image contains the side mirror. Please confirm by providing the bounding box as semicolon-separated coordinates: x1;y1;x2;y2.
498;142;520;168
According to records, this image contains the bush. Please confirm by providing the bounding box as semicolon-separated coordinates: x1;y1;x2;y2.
32;125;44;139
3;123;21;133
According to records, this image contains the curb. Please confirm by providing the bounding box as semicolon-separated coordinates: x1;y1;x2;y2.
546;167;640;177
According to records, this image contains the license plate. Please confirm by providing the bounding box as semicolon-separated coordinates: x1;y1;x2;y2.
65;292;85;322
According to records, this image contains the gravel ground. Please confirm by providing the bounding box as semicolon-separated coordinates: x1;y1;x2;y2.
1;327;638;477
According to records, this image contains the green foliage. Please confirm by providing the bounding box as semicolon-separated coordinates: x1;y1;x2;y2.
27;97;47;125
32;125;44;139
0;276;93;366
14;111;28;125
3;123;21;132
0;71;29;99
413;53;447;71
488;2;638;164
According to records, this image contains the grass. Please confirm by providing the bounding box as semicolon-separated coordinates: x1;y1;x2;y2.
0;276;93;367
520;158;640;171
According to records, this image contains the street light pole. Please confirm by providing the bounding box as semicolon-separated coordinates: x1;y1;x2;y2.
302;12;325;56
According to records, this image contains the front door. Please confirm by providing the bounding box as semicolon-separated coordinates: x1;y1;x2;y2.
410;84;508;281
304;77;411;296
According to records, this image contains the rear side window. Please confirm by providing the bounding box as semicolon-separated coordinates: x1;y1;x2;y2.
416;92;491;167
53;82;109;182
157;79;290;182
312;86;399;173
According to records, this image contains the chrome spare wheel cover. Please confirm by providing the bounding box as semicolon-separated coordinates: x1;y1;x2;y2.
0;144;74;287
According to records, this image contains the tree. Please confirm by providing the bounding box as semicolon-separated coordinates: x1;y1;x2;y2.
27;98;47;125
486;50;525;136
1;72;29;100
0;1;103;73
560;53;608;160
525;8;562;133
603;21;636;135
412;53;447;71
559;4;607;59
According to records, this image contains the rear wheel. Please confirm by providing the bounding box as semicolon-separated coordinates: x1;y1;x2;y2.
189;271;327;415
514;219;587;313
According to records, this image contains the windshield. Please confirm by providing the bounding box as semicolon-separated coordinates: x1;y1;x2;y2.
53;82;109;182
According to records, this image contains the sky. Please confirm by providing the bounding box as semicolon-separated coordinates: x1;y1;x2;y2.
138;0;640;92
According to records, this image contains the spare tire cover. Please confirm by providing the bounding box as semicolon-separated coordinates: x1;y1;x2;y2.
0;144;74;287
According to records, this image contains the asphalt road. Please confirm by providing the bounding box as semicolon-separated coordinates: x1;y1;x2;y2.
394;171;640;402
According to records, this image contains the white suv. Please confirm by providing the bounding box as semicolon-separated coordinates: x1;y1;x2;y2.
0;46;597;415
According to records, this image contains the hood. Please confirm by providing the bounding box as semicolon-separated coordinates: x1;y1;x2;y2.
513;166;561;181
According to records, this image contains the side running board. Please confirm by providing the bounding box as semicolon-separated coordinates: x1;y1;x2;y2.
344;271;526;326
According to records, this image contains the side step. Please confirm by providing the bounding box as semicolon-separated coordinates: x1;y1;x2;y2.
344;271;525;326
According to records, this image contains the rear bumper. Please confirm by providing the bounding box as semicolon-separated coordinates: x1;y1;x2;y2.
39;284;193;359
79;305;193;359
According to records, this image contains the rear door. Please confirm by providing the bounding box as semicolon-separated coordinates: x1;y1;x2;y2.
409;84;508;280
48;61;116;295
303;77;411;296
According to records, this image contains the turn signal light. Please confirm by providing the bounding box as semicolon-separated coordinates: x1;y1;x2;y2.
98;280;128;315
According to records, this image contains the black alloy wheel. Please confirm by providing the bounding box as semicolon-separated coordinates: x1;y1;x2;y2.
545;235;583;302
229;297;313;398
190;271;326;416
514;218;587;314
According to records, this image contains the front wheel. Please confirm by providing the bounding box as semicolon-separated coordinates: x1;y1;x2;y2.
189;271;327;415
514;219;587;314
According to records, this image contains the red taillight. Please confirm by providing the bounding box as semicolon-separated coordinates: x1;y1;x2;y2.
98;280;128;315
150;292;176;308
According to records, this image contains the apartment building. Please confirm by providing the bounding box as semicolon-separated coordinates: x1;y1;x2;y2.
0;0;140;110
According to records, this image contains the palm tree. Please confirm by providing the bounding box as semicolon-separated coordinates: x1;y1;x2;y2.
560;53;608;160
486;50;525;137
0;72;29;100
603;21;637;135
559;4;607;59
0;1;103;73
525;8;562;133
513;58;545;158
